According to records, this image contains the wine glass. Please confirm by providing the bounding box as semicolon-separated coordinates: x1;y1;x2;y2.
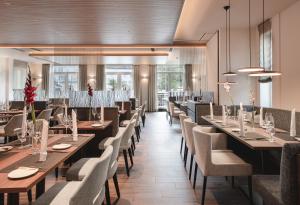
15;128;26;149
63;115;70;136
92;107;97;122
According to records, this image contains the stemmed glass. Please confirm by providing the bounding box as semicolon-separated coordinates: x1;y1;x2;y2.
15;128;26;149
265;113;275;142
92;107;97;123
63;115;71;136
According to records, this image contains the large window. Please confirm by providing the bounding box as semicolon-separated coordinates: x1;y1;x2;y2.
156;65;184;109
49;66;79;98
105;65;133;94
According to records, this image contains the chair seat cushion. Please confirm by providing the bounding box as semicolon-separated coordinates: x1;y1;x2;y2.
253;175;283;205
196;151;252;176
66;158;98;181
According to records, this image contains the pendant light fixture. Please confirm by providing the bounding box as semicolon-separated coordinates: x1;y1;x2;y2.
249;0;282;77
237;0;264;73
223;2;237;77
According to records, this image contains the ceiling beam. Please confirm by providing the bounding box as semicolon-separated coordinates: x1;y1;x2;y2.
0;43;206;49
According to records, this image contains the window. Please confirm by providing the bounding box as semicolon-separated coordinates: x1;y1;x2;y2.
105;65;133;94
49;66;79;98
259;20;272;107
12;60;27;89
156;65;184;109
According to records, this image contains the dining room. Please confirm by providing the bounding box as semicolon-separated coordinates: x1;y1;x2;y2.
0;0;300;205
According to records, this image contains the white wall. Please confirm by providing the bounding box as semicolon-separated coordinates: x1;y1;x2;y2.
271;0;300;110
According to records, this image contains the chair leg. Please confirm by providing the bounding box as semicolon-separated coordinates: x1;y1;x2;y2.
131;144;135;156
128;148;134;167
248;176;253;205
105;180;111;205
184;145;188;168
201;176;207;205
135;127;140;142
131;136;136;150
113;173;121;199
123;150;130;177
27;189;32;202
180;137;183;155
193;163;198;189
189;154;194;180
142;115;145;127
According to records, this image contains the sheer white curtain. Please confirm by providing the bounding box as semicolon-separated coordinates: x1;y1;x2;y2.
42;64;50;97
79;65;88;91
133;65;140;99
147;65;157;112
96;64;105;90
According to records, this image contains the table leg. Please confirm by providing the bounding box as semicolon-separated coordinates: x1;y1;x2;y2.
7;193;19;205
0;193;4;205
36;178;45;199
260;151;265;173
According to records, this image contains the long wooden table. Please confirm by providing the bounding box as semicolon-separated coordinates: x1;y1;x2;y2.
0;133;95;205
202;116;300;173
50;120;112;132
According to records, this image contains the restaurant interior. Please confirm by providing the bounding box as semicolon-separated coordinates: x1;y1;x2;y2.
0;0;300;204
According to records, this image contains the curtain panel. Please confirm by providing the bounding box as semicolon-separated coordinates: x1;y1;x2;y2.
133;65;140;100
41;64;50;97
184;64;193;92
79;65;88;91
147;65;157;112
96;64;105;90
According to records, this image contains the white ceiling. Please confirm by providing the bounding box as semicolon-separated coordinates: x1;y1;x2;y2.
175;0;299;42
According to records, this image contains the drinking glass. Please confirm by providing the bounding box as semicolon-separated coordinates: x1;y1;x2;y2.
15;128;26;149
63;115;70;135
92;107;97;122
265;113;275;142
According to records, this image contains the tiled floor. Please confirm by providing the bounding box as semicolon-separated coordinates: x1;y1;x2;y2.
18;112;251;205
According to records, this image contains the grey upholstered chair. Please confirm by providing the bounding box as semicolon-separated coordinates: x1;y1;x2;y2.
33;146;113;205
66;127;126;204
37;108;53;121
253;143;300;205
192;126;252;205
1;114;24;143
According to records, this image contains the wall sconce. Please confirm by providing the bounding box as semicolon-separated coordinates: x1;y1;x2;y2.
141;75;148;80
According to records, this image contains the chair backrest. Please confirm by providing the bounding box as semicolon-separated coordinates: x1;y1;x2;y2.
179;114;188;139
120;120;135;147
70;145;113;205
141;103;146;116
193;126;212;176
183;118;197;154
169;102;175;116
280;143;300;205
37;109;53;121
103;129;125;176
135;109;141;127
56;113;64;125
53;106;64;117
4;114;24;136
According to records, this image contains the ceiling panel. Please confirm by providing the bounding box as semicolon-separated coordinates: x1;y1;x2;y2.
0;0;183;44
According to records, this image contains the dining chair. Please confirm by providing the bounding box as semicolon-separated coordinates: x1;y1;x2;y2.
253;143;300;205
1;114;24;143
119;120;136;177
37;108;53;122
192;126;253;205
66;128;126;205
33;145;113;205
141;103;146;127
169;102;183;125
179;113;189;156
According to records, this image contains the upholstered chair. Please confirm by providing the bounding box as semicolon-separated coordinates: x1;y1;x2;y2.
1;114;24;143
37;108;53;122
193;126;252;205
34;146;113;205
179;114;189;157
168;102;183;125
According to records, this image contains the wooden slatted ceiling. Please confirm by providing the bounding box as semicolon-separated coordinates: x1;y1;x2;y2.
0;0;183;45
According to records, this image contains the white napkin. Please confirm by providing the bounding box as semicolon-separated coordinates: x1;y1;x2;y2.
240;102;243;112
239;110;245;137
222;105;226;125
259;107;264;127
64;104;68;118
121;101;125;111
21;106;27;139
72;110;78;141
39;120;49;162
290;108;296;137
101;106;104;124
210;102;214;120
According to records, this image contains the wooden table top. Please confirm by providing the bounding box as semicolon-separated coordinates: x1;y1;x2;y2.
0;110;23;115
50;120;112;131
0;134;94;193
202;116;300;150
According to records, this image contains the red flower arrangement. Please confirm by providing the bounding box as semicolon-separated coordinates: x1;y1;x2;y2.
24;69;37;123
87;83;93;97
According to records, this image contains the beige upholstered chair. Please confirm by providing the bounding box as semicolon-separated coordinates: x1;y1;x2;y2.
141;103;146;127
168;102;183;125
179;114;189;156
34;146;113;205
66;128;126;204
192;126;253;205
37;108;53;121
0;114;24;143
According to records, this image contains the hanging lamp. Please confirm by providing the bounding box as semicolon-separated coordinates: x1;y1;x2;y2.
249;0;281;77
237;0;264;73
223;2;237;77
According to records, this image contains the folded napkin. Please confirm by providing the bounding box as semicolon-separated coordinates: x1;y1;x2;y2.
21;106;27;139
64;103;68;118
290;108;296;137
39;120;49;162
222;105;226;125
259;107;264;127
210;102;214;120
240;102;244;112
72;110;78;141
122;101;125;111
239;110;245;137
101;106;104;124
